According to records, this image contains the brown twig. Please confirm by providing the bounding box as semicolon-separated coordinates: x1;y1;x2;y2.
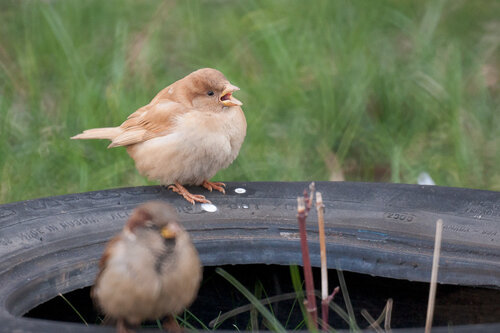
320;287;340;329
297;195;318;329
425;219;443;333
308;182;316;212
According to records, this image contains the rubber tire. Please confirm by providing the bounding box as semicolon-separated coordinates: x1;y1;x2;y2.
0;182;499;332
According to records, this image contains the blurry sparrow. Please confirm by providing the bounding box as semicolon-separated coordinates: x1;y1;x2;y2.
72;68;246;204
91;201;202;333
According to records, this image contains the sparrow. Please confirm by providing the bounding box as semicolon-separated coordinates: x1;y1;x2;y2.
91;201;202;333
72;68;247;204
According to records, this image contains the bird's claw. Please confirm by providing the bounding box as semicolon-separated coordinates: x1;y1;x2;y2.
168;183;211;205
202;180;226;194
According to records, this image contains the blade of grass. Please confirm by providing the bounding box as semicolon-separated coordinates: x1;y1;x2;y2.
327;300;352;327
208;292;297;328
182;308;211;330
211;312;223;330
208;292;302;328
285;293;300;329
336;269;360;330
258;279;278;322
250;281;263;331
293;318;306;331
207;288;349;331
175;316;197;330
216;267;286;333
290;265;310;328
57;293;88;326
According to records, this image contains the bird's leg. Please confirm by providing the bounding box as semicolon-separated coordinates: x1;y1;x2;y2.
117;319;135;333
168;182;211;205
162;315;182;333
202;180;226;194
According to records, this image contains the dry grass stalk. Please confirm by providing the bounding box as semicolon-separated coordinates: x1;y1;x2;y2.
361;309;384;333
316;191;330;330
297;195;318;329
363;298;393;331
425;219;443;333
384;298;393;333
360;297;393;332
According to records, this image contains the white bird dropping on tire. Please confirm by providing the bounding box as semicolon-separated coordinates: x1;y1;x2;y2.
201;203;217;212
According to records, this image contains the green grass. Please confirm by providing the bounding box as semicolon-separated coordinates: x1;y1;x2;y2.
0;0;499;203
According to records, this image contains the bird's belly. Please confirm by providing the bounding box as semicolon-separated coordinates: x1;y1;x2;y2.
94;261;162;324
128;132;234;185
156;250;202;315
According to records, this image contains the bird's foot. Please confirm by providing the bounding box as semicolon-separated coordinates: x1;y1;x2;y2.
163;315;182;332
202;180;226;194
168;183;211;205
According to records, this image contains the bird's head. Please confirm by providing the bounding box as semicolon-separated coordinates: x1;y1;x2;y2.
173;68;243;111
124;201;184;243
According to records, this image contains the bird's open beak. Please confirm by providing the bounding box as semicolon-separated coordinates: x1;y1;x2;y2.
220;84;243;107
160;224;179;239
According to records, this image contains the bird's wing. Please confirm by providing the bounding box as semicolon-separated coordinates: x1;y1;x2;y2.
125;84;174;120
91;234;122;304
108;100;188;148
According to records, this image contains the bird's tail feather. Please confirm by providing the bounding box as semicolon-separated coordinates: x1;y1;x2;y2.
71;127;123;141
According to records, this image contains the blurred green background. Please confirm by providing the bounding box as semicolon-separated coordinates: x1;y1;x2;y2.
0;0;499;204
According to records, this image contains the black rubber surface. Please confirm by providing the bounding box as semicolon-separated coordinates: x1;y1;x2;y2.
0;181;499;332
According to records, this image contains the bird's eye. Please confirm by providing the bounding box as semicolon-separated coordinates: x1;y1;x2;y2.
144;221;159;230
207;91;214;96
